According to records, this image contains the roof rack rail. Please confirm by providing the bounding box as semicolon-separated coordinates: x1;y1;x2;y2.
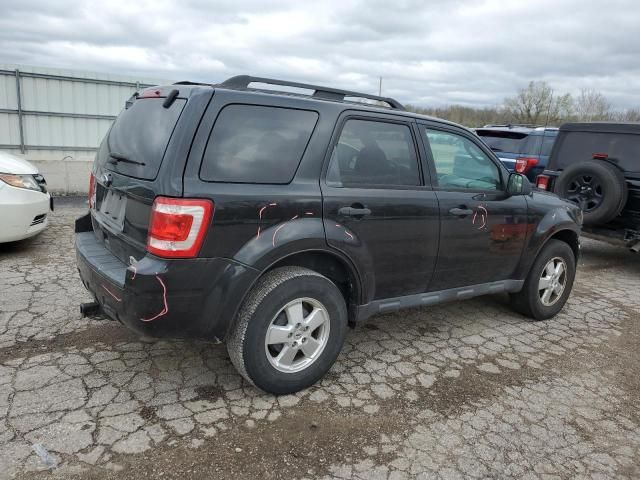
220;75;405;110
482;123;542;129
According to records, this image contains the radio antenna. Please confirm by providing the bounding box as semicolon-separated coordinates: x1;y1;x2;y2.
537;90;554;158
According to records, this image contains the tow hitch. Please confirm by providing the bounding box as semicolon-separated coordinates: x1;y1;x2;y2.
624;229;640;253
80;301;102;318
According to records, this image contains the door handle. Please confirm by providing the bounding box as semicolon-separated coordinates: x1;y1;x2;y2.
339;205;372;217
449;207;474;216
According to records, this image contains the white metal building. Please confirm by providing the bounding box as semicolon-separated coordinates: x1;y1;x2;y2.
0;64;168;193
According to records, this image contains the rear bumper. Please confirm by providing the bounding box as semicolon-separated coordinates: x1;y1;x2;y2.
75;213;259;340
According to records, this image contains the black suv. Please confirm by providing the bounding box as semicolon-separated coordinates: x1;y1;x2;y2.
75;75;582;394
537;122;640;251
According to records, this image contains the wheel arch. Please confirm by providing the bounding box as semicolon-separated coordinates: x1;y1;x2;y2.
224;248;363;339
263;249;363;320
547;229;580;261
515;215;581;282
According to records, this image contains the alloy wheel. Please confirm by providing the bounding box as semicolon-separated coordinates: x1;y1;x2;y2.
538;257;568;306
264;297;331;373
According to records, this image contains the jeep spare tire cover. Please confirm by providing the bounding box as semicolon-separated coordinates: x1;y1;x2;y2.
555;160;627;226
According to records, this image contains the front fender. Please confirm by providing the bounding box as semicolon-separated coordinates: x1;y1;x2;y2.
515;200;581;279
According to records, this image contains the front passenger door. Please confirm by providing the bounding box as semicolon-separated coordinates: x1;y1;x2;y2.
420;125;529;291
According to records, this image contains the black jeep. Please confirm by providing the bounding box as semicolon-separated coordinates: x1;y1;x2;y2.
536;122;640;251
75;75;581;394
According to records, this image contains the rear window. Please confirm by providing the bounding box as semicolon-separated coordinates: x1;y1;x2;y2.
523;134;557;157
552;131;640;171
539;135;557;156
102;98;186;180
200;105;318;184
476;130;528;154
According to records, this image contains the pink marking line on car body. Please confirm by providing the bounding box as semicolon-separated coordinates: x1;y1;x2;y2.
101;284;122;302
141;276;169;322
256;203;278;239
335;223;354;241
473;205;488;230
272;215;299;247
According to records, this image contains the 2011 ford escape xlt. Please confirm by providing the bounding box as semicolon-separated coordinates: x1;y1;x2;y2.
75;75;582;394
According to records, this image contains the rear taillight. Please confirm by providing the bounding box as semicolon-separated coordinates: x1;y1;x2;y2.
536;174;550;190
147;197;214;258
515;157;539;174
592;152;608;160
88;173;96;209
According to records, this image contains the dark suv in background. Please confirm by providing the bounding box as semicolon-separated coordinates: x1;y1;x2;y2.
75;75;581;394
537;122;640;251
475;125;558;182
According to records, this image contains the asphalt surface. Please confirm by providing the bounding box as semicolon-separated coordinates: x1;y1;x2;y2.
0;198;639;479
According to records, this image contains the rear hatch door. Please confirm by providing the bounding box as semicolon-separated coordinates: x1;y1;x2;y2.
476;129;530;170
91;86;212;264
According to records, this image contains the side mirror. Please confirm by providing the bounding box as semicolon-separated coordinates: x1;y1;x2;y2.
507;173;532;196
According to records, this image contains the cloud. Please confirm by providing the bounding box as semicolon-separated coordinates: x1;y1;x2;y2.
0;0;638;109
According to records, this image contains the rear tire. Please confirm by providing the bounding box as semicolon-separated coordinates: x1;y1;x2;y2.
509;239;576;320
227;267;348;395
555;160;627;225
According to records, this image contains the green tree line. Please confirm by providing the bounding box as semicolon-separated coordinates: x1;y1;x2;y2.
406;81;640;128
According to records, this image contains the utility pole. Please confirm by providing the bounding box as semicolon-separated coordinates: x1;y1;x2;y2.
378;76;382;96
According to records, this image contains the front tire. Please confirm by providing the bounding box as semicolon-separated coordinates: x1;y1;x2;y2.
510;240;576;320
227;267;348;394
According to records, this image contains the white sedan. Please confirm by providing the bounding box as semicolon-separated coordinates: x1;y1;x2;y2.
0;151;52;243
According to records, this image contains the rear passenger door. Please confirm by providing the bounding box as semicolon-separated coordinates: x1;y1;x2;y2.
321;113;440;303
419;123;528;290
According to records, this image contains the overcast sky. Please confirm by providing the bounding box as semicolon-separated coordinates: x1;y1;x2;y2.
1;0;639;109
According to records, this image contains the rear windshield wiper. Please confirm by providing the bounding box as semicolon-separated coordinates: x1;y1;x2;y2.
108;152;146;166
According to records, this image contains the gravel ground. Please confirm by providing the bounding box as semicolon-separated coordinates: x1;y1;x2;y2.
0;199;638;479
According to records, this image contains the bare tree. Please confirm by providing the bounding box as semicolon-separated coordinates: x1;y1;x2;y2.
613;108;640;122
404;81;638;128
503;81;572;125
573;88;612;121
405;104;509;128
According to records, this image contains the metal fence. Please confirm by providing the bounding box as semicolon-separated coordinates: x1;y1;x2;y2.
0;67;157;153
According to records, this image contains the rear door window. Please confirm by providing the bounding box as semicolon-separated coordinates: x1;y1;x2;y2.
102;98;186;180
200;105;318;184
326;119;421;187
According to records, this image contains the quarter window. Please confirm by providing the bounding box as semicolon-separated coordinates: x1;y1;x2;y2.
200;105;318;184
425;129;501;191
326;119;421;187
